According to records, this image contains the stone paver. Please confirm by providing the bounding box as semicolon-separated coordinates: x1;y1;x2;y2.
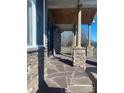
47;71;73;78
72;68;88;78
56;64;65;71
47;68;58;75
45;79;60;87
68;85;93;93
69;77;92;85
53;76;67;88
43;54;94;93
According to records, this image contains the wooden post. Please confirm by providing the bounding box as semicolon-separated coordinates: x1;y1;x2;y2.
88;24;91;48
77;9;82;47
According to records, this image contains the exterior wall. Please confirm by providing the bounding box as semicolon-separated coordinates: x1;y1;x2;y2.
53;27;61;54
47;11;54;56
27;0;49;92
27;51;39;93
27;47;47;93
47;11;62;55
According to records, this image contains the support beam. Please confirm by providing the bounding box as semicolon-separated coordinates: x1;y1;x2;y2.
88;24;91;48
72;6;86;70
87;24;94;57
77;9;82;47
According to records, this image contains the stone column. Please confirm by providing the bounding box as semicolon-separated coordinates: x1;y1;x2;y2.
72;7;86;70
73;47;86;69
88;24;91;48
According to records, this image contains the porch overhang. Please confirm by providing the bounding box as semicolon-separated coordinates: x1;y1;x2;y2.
48;0;97;9
48;0;97;24
48;0;97;31
56;24;74;32
49;8;96;24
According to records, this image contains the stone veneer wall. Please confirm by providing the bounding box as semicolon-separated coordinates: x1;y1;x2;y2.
27;47;47;93
73;47;86;70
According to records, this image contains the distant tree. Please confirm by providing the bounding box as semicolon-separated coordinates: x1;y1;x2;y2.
91;40;97;48
61;33;73;47
81;31;87;47
67;34;73;47
61;35;66;47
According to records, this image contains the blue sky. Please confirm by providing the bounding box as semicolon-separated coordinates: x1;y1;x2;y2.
81;16;97;42
62;16;97;42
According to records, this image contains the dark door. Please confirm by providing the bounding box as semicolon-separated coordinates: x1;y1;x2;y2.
47;19;53;57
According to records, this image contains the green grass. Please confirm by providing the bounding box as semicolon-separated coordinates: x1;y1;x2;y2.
93;48;97;58
61;47;72;54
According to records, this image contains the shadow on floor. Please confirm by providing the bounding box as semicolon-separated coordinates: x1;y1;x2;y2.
55;56;73;66
62;52;71;55
36;49;66;93
86;60;97;66
86;59;97;74
86;67;97;74
86;67;97;93
60;53;72;58
85;59;97;93
36;81;66;93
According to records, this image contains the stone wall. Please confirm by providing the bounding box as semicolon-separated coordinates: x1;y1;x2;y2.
73;47;86;70
27;47;47;93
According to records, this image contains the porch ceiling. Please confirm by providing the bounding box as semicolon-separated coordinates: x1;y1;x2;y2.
56;24;74;31
49;8;97;24
48;0;97;9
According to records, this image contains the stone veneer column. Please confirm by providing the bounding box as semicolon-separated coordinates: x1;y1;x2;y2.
73;6;86;70
73;47;86;69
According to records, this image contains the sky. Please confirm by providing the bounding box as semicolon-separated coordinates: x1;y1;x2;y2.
81;16;97;42
62;16;97;42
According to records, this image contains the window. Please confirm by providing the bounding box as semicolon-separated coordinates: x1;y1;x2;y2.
27;0;45;49
27;0;33;46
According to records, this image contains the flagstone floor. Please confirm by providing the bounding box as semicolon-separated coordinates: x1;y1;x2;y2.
40;54;97;93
